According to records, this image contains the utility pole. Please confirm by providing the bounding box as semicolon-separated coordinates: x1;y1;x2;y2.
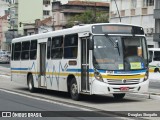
113;0;121;22
94;2;96;23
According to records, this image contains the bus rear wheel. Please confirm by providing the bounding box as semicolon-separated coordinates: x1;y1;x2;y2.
113;93;125;100
28;74;36;92
70;78;80;101
154;68;159;73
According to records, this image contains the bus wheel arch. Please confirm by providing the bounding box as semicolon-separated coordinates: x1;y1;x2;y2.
67;75;80;100
27;73;36;92
154;68;159;72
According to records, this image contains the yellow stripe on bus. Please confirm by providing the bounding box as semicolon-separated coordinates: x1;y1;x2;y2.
102;74;145;79
11;71;145;79
149;69;154;73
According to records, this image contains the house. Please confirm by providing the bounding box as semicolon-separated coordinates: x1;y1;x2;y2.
52;1;109;30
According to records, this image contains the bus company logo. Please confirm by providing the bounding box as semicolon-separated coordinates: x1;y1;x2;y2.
2;112;11;117
122;79;127;84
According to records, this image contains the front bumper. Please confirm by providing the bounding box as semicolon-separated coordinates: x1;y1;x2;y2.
91;79;149;95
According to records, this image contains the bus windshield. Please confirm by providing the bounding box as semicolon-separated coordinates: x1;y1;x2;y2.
93;35;148;71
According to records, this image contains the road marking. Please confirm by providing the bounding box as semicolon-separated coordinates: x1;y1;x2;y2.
0;74;10;78
0;88;137;119
0;88;93;111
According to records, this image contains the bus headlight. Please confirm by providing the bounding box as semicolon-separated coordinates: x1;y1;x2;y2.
94;71;103;82
143;71;149;82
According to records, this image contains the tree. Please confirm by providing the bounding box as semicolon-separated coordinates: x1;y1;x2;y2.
66;10;109;28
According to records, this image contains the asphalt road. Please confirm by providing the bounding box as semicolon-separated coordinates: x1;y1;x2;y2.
0;90;123;120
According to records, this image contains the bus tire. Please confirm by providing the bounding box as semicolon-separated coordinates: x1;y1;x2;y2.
70;78;80;101
154;68;159;73
28;74;36;92
113;93;125;100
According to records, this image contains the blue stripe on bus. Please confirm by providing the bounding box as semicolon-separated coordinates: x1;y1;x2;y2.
114;69;146;74
11;68;29;70
66;69;94;72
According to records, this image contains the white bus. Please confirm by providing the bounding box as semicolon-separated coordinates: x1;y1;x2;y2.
11;23;149;100
148;48;160;80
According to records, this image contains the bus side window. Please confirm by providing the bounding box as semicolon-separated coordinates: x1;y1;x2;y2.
47;37;51;59
64;34;78;59
148;51;153;63
153;51;160;61
14;42;21;60
21;41;30;60
30;40;37;60
51;36;63;59
11;43;14;60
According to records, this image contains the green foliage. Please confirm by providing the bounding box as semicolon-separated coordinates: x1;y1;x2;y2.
66;10;109;28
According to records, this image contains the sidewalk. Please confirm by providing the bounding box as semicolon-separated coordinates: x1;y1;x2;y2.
0;65;10;76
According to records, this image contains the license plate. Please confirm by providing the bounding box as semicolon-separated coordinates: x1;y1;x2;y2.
120;87;129;91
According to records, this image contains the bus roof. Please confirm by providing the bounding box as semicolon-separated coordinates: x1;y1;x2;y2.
12;23;144;43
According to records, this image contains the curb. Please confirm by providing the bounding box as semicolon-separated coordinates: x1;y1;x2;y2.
149;93;160;100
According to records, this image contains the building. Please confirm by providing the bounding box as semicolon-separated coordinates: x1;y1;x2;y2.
153;0;160;47
0;0;10;50
110;0;156;48
56;0;110;4
23;17;53;36
0;15;8;50
7;0;54;35
52;1;109;30
4;0;109;47
43;0;55;19
5;0;43;48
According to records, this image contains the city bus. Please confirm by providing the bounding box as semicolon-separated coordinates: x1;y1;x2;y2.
148;48;160;80
148;48;160;72
11;23;149;100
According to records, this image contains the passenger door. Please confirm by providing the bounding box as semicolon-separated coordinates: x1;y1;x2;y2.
81;37;89;92
38;38;47;87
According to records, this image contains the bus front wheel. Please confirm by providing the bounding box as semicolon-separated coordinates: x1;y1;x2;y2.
70;78;80;101
113;93;125;100
28;74;36;92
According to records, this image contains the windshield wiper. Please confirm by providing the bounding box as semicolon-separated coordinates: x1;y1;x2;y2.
104;34;115;47
104;34;120;56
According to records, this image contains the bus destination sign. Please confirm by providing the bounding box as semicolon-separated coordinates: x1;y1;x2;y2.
92;25;144;35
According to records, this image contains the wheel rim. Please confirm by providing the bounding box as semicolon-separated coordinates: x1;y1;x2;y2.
71;83;78;96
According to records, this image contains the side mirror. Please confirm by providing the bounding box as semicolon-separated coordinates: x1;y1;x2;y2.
89;37;94;50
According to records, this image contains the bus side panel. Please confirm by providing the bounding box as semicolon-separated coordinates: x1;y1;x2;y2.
11;61;26;85
50;60;68;92
59;59;80;92
46;59;58;91
32;61;39;88
20;60;30;85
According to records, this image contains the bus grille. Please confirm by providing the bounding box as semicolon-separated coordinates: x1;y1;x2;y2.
107;79;140;85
